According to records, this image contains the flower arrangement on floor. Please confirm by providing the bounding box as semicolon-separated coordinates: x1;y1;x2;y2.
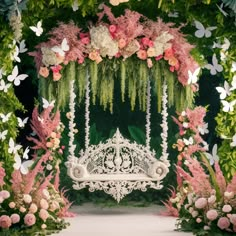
0;106;72;235
30;5;199;112
163;106;236;235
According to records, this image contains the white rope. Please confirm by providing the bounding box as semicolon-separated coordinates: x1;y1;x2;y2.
85;72;90;150
160;80;170;166
68;79;76;161
146;79;151;150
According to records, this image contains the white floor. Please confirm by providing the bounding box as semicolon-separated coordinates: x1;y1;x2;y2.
54;204;193;236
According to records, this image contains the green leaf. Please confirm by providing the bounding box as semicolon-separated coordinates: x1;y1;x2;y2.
128;125;146;144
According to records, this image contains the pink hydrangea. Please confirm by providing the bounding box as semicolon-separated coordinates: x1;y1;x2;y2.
10;214;20;224
195;197;207;209
0;215;12;228
206;209;218;221
222;205;232;213
39;209;49;222
217;217;230;230
24;213;36;227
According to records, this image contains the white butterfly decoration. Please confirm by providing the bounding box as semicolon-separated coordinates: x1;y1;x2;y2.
198;123;209;135
38;116;44;123
188;67;201;85
168;11;179;18
72;0;79;11
194;20;217;38
51;38;70;57
216;3;228;17
216;81;231;100
12;45;21;63
221;100;236;112
212;41;222;49
23;146;30;159
30;20;43;37
183;137;194;146
0;68;6;79
0;79;11;93
0;112;11;123
221;38;230;52
0;130;8;141
42;97;55;109
19;40;28;53
205;54;223;75
7;65;28;86
13;153;34;175
230;134;236;147
205;144;219;165
17;117;29;128
230;75;236;91
8;138;22;154
231;61;236;73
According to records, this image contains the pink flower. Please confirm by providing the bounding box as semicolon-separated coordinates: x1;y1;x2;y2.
0;215;12;228
0;162;6;187
10;214;20;224
208;195;216;204
191;210;198;218
141;37;150;47
118;38;126;49
147;58;153;68
195;197;207;209
49;200;60;211
78;57;84;64
230;214;236;225
137;50;147;60
53;72;62;81
23;194;32;204
217;217;230;230
109;25;117;33
40;198;49;210
81;37;90;45
39;209;49;222
24;213;36;227
196;218;202;223
89;51;100;61
42;189;50;200
0;190;10;199
169;66;175;72
46;142;53;148
9;202;16;208
20;207;26;213
51;65;62;73
79;32;89;39
41;224;47;229
39;67;49;78
29;203;38;213
164;48;174;60
155;55;163;61
206;209;218;221
222;205;232;213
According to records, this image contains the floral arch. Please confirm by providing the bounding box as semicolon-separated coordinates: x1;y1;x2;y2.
0;0;236;235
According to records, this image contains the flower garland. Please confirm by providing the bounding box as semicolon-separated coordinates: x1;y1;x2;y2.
160;79;170;167
30;5;199;112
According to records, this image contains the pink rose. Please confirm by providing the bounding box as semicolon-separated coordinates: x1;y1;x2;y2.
51;65;62;73
196;218;202;223
0;215;12;228
53;72;62;81
191;210;198;218
39;67;49;78
40;198;49;210
208;195;216;204
118;38;126;49
141;37;150;47
29;203;38;213
89;51;99;61
81;37;90;45
155;55;163;61
0;190;10;199
109;25;117;33
49;200;60;211
217;217;230;230
24;213;36;227
23;194;32;204
230;214;236;225
79;32;89;39
222;205;232;213
10;214;20;224
137;50;147;60
206;209;218;221
164;47;174;60
195;197;207;209
39;209;49;222
20;206;26;213
42;189;50;200
9;202;16;208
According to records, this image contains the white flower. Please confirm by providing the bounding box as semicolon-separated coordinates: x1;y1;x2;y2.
224;191;234;199
90;25;118;57
198;123;209;135
183;122;189;128
41;47;57;66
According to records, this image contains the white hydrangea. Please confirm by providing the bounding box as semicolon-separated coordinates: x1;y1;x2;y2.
90;25;119;57
41;47;57;67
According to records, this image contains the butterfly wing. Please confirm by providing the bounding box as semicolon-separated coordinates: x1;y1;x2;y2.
14;74;28;86
0;130;8;140
194;21;205;38
212;54;223;73
216;87;227;100
212;144;219;162
205;63;216;75
19;40;27;53
20;160;34;175
42;97;49;108
23;146;30;160
221;100;230;112
61;38;69;52
205;26;217;38
7;65;18;82
230;75;236;91
51;46;64;56
13;46;21;62
230;134;236;147
13;154;21;170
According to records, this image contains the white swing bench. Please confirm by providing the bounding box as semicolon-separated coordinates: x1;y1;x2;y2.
66;79;170;202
